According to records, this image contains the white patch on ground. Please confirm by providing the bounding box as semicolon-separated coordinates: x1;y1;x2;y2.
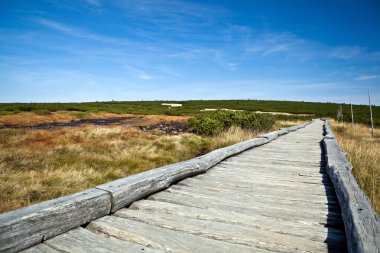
162;103;183;107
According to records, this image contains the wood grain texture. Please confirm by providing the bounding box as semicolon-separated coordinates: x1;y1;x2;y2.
0;188;111;253
21;244;59;253
323;121;380;253
114;208;333;253
44;227;161;253
88;216;261;253
129;199;346;243
95;137;269;212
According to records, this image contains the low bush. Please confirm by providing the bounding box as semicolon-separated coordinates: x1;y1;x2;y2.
35;110;52;115
189;111;275;135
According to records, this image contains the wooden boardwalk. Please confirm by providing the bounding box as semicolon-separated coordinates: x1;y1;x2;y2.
22;120;347;252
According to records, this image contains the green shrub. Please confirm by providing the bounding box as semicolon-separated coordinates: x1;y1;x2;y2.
35;110;52;115
189;111;275;136
189;117;224;135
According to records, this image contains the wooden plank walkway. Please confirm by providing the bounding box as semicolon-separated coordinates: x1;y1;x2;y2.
22;120;347;253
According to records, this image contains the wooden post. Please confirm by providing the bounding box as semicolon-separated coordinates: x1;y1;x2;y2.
350;98;354;126
368;90;374;138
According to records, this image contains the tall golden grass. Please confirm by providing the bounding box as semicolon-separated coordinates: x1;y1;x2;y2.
331;121;380;214
0;126;209;213
0;111;189;126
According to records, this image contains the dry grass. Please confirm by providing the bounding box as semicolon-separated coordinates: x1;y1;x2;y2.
209;126;259;150
330;120;380;214
272;120;307;129
0;116;302;214
0;126;210;213
0;111;189;126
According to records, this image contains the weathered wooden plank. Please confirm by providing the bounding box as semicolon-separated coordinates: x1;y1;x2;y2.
218;162;325;174
95;137;269;212
195;172;335;191
44;227;161;253
165;185;341;215
226;156;321;166
322;121;380;253
130;199;346;244
0;188;111;253
114;209;334;252
178;177;338;200
88;216;264;253
21;244;59;253
183;174;335;195
206;168;330;184
214;165;327;180
168;184;339;210
203;173;329;186
149;191;344;226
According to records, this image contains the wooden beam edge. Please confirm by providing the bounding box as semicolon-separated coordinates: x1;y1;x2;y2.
322;120;380;253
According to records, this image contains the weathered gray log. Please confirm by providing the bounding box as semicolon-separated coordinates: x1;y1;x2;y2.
285;126;298;132
96;137;269;212
0;189;111;253
323;121;336;139
275;128;289;136
322;121;380;253
324;138;353;171
258;132;279;141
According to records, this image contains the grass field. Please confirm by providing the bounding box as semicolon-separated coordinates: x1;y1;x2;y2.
1;99;378;126
331;121;380;215
1;112;285;213
0;124;205;213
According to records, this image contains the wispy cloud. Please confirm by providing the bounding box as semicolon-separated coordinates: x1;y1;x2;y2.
124;65;154;80
246;32;311;58
355;75;380;80
329;46;363;59
116;0;225;20
37;18;128;45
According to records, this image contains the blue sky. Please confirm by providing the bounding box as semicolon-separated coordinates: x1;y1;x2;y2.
1;0;380;104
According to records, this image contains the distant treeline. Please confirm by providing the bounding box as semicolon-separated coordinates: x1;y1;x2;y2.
0;100;378;127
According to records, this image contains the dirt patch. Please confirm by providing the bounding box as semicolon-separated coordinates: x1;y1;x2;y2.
1;117;129;129
138;122;190;135
0;112;190;134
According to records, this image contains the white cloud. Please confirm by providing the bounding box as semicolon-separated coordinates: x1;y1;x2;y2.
37;18;128;46
124;65;154;80
355;75;380;81
246;32;307;57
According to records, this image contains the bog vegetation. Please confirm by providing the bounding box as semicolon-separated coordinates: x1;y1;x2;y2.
1;116;286;213
189;111;275;135
1;99;378;126
331;121;380;215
